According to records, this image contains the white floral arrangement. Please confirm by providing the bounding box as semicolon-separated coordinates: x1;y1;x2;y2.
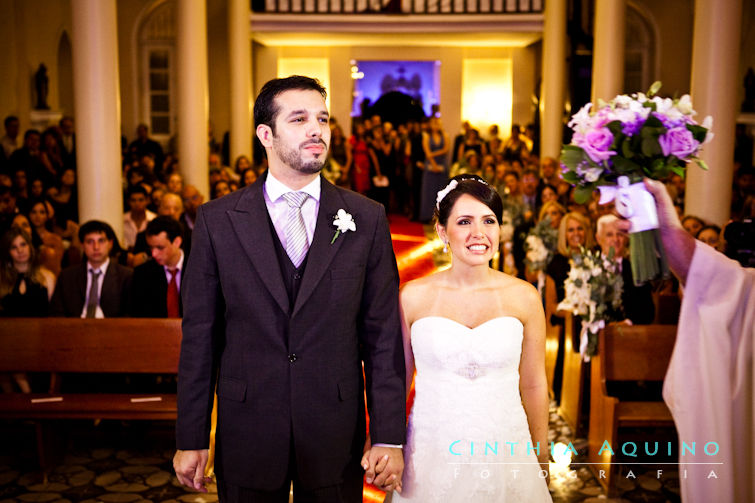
557;248;623;360
523;217;558;272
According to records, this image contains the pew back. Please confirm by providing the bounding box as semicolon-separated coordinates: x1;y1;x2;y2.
0;318;182;374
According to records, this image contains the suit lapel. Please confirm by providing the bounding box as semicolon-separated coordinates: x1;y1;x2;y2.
76;264;88;310
292;178;346;318
228;177;289;314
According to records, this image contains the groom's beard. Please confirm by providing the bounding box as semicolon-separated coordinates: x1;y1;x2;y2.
273;137;329;175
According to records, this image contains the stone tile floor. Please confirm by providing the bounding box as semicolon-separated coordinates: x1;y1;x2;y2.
0;404;680;503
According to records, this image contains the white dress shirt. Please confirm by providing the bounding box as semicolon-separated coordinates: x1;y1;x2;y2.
80;258;110;319
263;172;321;247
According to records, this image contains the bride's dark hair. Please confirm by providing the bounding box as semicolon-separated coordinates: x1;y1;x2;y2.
434;174;503;227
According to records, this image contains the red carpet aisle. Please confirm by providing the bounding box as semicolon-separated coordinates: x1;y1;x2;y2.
388;216;438;285
363;216;438;503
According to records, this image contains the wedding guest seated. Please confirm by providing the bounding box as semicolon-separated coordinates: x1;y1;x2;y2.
167;172;183;195
123;185;156;251
0;227;55;317
0;227;55;393
180;185;203;232
131;216;185;318
681;214;705;236
595;214;654;325
27;199;64;276
545;211;594;326
696;224;721;250
50;220;132;318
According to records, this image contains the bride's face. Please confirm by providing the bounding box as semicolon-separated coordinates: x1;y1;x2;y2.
437;193;499;265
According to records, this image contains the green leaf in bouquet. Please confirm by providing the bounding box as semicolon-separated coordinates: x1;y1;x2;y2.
645;158;669;179
574;184;594;204
670;164;687;177
642;113;664;130
560;145;585;166
612;155;642;175
606;120;623;136
641;136;663;157
687;124;708;143
561;170;580;184
695;158;709;171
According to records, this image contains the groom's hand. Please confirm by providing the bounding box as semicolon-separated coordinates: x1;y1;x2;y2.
173;449;211;492
362;446;404;493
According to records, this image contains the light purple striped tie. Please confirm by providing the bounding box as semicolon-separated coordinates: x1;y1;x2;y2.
282;191;310;267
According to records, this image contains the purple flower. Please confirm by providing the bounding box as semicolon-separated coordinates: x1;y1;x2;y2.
658;127;699;159
621;119;644;136
574;128;616;163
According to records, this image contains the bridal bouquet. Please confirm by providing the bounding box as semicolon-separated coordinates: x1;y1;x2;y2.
557;248;623;360
560;82;713;284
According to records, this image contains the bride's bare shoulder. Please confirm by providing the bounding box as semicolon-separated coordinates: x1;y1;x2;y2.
490;269;539;299
400;272;445;308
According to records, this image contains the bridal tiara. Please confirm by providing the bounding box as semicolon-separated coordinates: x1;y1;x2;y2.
435;177;489;209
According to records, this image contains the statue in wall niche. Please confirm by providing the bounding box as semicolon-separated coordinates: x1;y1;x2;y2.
743;67;755;113
34;63;50;110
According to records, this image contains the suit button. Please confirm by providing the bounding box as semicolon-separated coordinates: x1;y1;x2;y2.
288;354;298;363
293;272;302;280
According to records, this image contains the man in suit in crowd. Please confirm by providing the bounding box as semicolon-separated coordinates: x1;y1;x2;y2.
131;216;185;318
173;76;406;502
595;214;655;324
50;220;132;317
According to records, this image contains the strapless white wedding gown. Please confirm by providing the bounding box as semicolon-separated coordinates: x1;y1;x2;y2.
394;316;552;502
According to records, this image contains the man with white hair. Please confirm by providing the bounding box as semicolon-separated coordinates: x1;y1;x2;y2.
595;214;655;325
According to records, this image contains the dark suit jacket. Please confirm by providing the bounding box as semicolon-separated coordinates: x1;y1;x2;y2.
50;261;133;317
620;257;655;324
176;174;405;490
131;259;183;318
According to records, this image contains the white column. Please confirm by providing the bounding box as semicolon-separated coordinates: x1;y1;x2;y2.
71;0;123;239
176;0;210;198
686;0;742;225
540;0;567;160
228;0;253;166
591;0;626;103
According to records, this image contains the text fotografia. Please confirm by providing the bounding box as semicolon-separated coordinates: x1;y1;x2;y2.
447;440;721;458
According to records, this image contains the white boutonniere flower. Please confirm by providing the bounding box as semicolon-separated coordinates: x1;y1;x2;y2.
331;209;356;244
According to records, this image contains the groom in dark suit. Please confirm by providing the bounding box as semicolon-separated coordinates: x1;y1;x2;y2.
173;76;406;502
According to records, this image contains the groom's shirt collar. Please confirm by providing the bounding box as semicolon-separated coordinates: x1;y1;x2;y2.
264;171;321;203
263;172;321;248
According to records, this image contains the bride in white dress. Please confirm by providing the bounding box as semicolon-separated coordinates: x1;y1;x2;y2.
366;175;552;502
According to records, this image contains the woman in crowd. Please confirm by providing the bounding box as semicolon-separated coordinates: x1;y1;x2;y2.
28;199;64;276
544;211;594;325
346;121;376;196
328;123;351;188
240;167;257;188
418;117;450;222
696;224;722;249
47;167;79;232
366;175;551;501
0;227;55;317
0;227;55;394
540;184;559;206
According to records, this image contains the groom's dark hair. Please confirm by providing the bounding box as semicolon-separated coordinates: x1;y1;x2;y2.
254;76;327;135
435;174;503;227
